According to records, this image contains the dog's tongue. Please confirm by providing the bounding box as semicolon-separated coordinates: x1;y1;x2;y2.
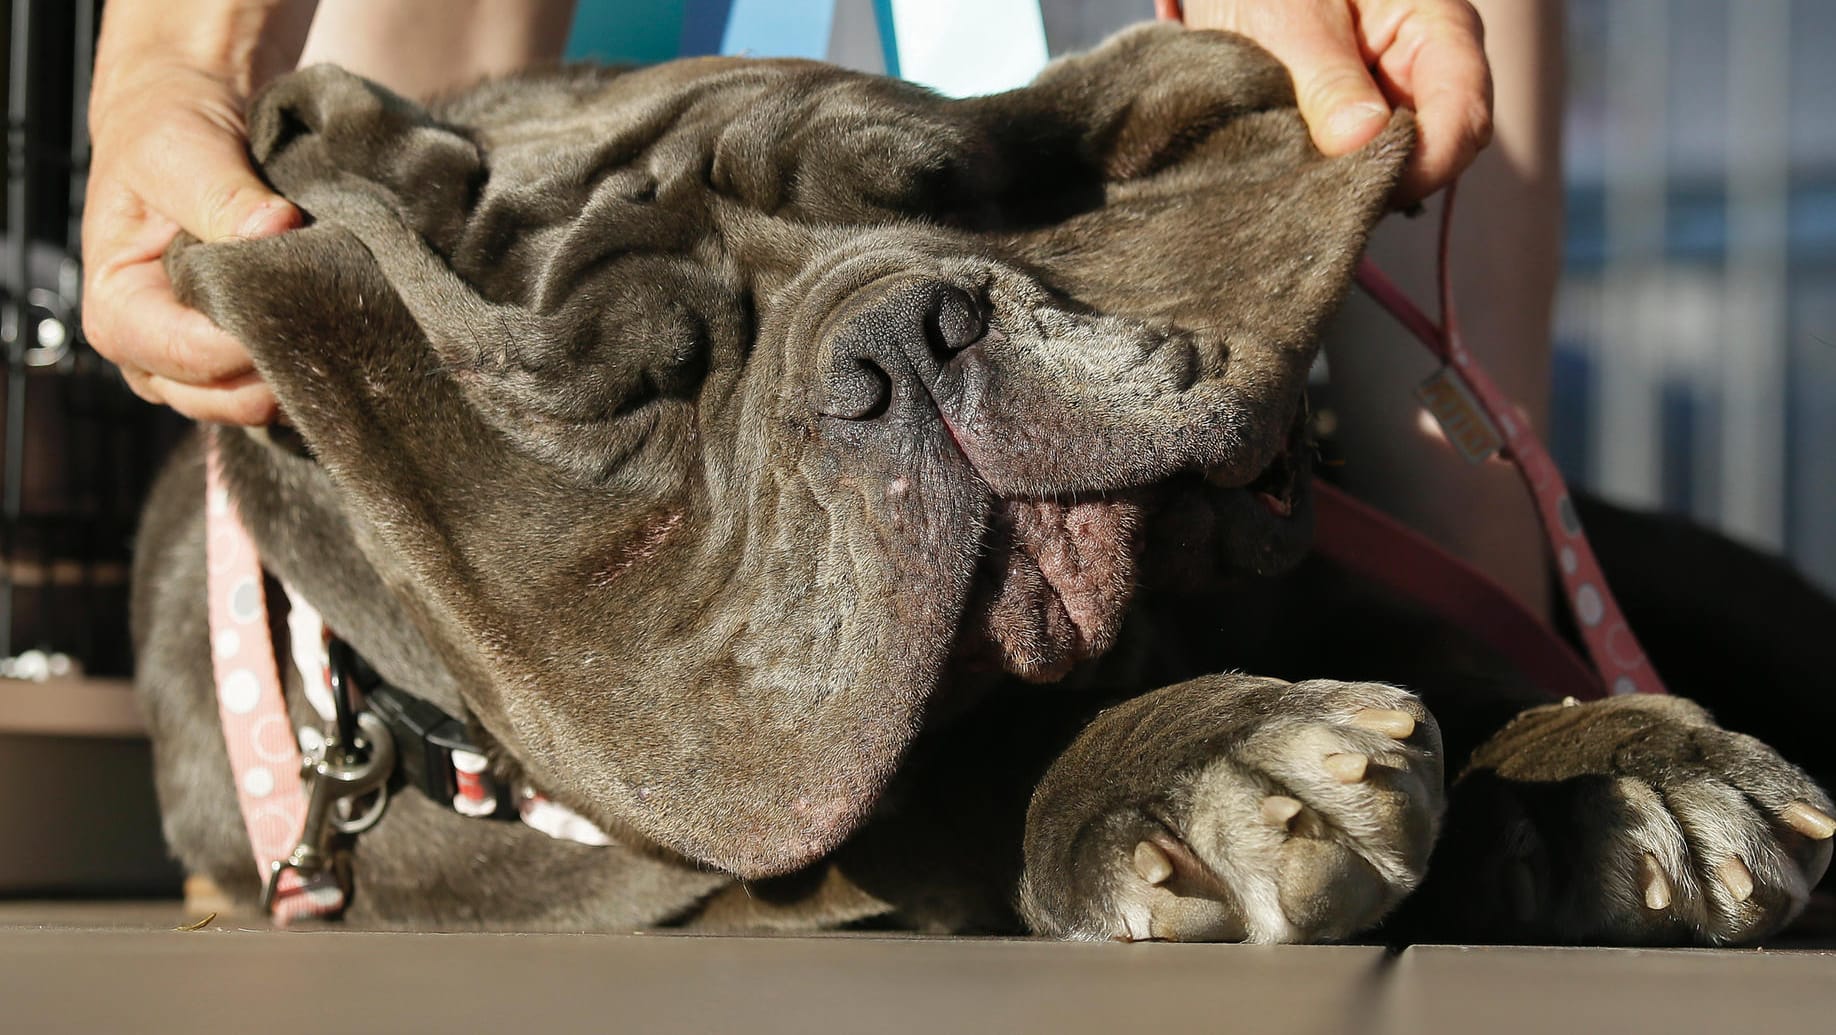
966;495;1142;682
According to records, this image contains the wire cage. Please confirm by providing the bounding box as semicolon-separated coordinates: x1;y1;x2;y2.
2;0;185;683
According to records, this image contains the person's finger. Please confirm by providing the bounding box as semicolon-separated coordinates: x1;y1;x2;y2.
83;260;260;386
1218;0;1393;156
1397;18;1492;201
115;363;166;408
115;350;276;426
144;371;280;426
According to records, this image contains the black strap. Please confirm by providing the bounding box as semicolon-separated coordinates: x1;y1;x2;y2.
333;643;517;820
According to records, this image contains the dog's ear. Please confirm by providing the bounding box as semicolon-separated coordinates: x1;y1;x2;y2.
958;25;1411;482
165;65;559;506
246;64;486;257
165;66;939;881
226;64;727;485
171;214;912;881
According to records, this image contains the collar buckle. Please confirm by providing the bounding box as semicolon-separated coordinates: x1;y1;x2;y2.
259;708;396;913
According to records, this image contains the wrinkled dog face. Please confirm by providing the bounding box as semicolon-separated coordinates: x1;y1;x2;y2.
171;25;1407;877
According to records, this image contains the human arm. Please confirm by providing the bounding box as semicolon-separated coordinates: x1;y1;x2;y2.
80;0;577;426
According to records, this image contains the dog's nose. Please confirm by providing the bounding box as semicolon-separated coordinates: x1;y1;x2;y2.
816;281;985;421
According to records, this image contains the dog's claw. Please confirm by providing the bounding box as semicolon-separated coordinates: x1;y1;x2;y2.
1323;752;1368;784
1133;840;1174;885
1261;794;1304;828
1640;853;1672;911
1782;801;1836;840
1718;857;1756;903
1349;708;1416;739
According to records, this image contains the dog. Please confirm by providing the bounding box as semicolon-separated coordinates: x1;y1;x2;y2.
134;24;1835;942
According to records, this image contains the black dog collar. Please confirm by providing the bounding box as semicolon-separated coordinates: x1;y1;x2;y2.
333;641;520;821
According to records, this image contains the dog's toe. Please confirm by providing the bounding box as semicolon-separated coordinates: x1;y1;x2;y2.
1021;677;1445;942
1413;695;1833;945
1603;770;1833;944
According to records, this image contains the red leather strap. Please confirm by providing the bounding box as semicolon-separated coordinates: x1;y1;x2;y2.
1312;482;1603;699
1349;178;1666;697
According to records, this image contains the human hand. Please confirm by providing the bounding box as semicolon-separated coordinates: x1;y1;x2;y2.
1179;0;1492;204
81;3;308;425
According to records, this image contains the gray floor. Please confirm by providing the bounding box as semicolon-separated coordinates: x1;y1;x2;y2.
3;901;1833;1035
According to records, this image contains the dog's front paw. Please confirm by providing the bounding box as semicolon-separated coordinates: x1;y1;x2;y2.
1019;676;1445;942
1424;695;1834;945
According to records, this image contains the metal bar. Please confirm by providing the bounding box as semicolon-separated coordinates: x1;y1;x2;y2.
69;1;100;669
1719;0;1793;550
1595;0;1670;508
3;0;38;661
67;0;93;257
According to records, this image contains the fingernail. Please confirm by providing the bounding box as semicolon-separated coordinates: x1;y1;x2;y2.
237;201;294;239
1325;103;1388;149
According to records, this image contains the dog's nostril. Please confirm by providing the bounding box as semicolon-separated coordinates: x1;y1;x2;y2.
926;286;986;357
820;359;893;421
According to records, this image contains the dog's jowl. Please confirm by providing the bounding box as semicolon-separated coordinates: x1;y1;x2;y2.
135;25;1834;941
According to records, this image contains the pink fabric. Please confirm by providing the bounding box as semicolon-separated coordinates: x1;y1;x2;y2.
205;433;345;922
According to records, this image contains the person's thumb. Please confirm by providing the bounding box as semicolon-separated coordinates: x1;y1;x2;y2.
149;116;301;243
1254;7;1391;156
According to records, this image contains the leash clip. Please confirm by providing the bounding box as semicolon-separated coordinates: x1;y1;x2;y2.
259;709;396;913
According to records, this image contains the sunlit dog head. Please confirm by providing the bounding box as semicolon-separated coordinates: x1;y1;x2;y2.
170;24;1408;877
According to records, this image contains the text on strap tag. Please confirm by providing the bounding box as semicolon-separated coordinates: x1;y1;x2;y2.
1416;366;1503;464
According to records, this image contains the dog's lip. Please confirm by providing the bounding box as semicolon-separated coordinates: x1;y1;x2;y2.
1202;398;1309;519
955;491;1143;681
950;398;1313;680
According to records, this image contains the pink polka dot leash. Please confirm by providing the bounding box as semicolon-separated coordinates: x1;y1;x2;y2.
205;430;613;923
1349;182;1668;698
204;436;349;923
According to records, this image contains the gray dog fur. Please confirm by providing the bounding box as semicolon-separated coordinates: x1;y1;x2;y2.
135;25;1832;941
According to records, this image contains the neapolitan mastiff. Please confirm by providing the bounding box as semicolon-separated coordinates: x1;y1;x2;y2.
135;24;1836;943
